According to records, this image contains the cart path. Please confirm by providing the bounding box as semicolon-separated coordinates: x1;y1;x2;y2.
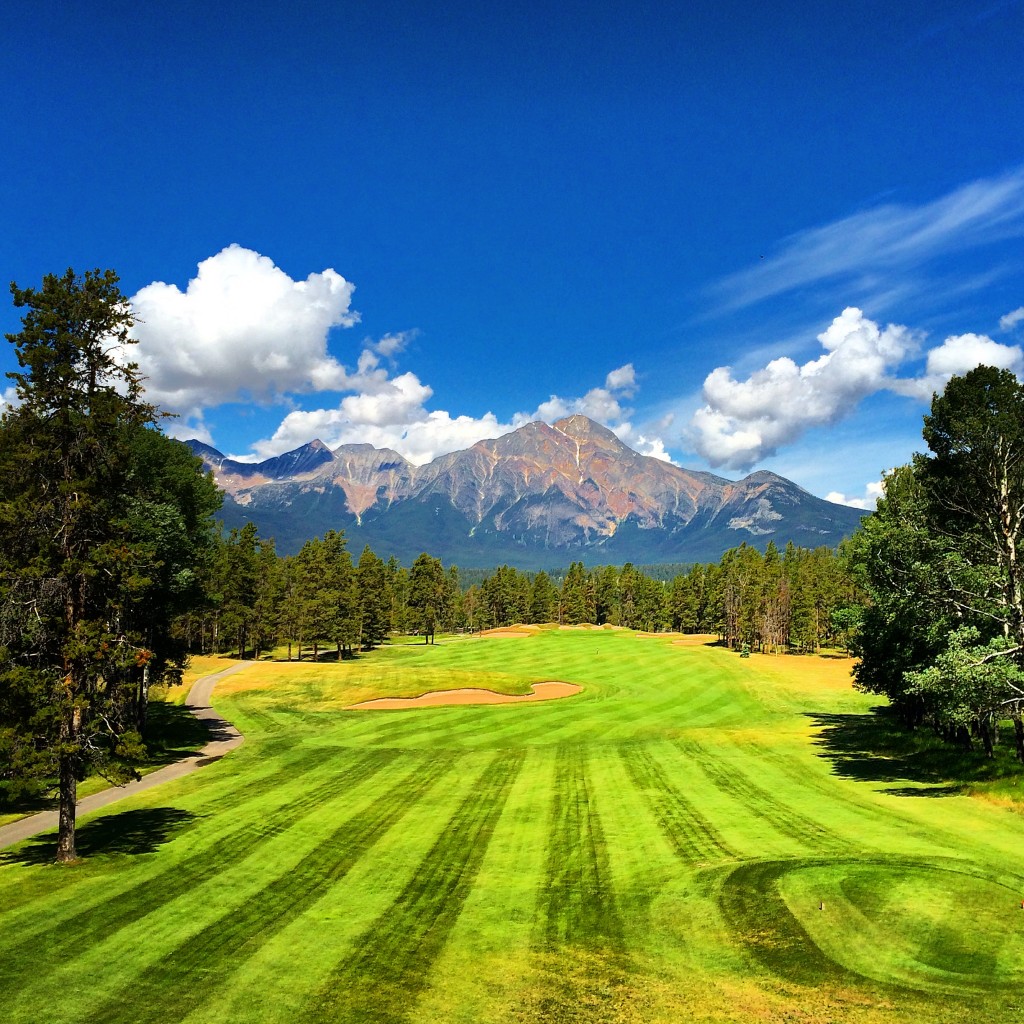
0;662;247;851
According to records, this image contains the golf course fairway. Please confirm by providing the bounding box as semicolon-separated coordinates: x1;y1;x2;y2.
3;628;1024;1023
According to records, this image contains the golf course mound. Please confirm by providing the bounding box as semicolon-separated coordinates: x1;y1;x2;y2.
722;857;1024;994
347;680;583;709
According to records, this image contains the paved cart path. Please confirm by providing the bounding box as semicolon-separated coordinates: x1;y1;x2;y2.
0;663;247;851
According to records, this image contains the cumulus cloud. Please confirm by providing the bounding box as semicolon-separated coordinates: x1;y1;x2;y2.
0;385;19;413
889;332;1024;400
825;480;884;511
247;361;659;466
129;244;359;420
690;308;918;469
604;363;637;396
1000;306;1024;331
533;364;637;425
373;330;416;359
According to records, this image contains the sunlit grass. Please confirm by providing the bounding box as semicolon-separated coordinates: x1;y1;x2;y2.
3;630;1024;1022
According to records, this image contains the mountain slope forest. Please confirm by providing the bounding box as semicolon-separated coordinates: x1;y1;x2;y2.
188;414;865;566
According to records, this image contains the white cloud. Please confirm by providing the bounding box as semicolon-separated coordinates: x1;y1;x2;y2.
925;332;1022;377
825;479;884;511
247;361;655;466
374;330;416;359
690;308;918;469
1000;306;1024;331
604;363;636;396
889;332;1024;399
129;245;359;419
711;167;1024;314
0;385;19;413
533;364;637;425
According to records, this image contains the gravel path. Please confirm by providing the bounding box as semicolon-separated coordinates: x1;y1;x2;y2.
0;662;247;851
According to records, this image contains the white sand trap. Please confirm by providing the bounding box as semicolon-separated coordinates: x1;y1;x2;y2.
348;680;582;710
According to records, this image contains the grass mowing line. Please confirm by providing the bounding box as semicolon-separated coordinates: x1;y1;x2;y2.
73;753;459;1024
0;741;351;926
0;748;398;987
619;744;735;865
518;744;633;1024
732;735;972;856
174;741;347;818
675;738;850;854
540;745;625;951
300;749;526;1024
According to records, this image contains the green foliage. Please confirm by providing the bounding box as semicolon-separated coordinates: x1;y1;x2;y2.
850;366;1024;758
0;269;220;859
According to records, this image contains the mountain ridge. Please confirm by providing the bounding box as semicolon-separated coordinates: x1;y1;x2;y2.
187;416;865;566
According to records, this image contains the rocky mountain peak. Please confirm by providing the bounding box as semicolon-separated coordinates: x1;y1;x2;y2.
553;414;624;448
185;418;866;565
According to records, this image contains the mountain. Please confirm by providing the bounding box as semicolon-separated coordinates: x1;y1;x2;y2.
186;415;866;567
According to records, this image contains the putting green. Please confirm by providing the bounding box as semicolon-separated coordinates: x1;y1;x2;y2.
2;630;1024;1023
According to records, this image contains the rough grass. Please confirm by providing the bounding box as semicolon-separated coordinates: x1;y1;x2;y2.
4;631;1024;1023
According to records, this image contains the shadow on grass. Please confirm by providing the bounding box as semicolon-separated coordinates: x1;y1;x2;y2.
143;700;213;766
0;807;198;865
806;707;1024;796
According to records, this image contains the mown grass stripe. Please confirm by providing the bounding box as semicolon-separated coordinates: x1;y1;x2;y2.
0;748;397;994
301;748;525;1024
73;753;458;1024
619;744;735;864
540;744;625;952
0;740;340;919
676;739;849;853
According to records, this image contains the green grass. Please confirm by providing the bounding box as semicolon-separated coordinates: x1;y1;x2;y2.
0;654;234;828
4;630;1024;1022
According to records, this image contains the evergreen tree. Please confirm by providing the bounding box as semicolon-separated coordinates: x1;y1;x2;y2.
0;269;219;861
529;571;556;624
356;545;388;650
560;562;591;624
408;553;446;643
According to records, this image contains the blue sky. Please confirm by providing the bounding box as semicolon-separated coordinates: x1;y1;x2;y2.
3;0;1024;507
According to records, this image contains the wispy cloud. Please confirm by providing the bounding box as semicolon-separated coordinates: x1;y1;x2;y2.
708;167;1024;314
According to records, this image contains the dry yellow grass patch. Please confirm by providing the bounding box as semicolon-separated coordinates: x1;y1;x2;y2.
744;651;857;694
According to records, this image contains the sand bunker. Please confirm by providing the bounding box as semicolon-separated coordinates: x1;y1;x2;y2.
348;681;582;710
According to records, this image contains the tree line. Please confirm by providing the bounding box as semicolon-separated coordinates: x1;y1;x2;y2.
176;527;460;659
173;530;859;660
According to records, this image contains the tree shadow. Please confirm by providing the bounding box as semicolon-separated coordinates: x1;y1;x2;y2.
804;707;1024;796
144;701;214;766
0;807;198;866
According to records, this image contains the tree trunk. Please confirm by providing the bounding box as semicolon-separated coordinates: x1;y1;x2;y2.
980;718;995;759
55;706;81;863
1013;713;1024;764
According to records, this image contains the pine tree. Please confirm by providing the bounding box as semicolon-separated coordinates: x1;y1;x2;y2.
0;269;220;861
356;545;388;650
